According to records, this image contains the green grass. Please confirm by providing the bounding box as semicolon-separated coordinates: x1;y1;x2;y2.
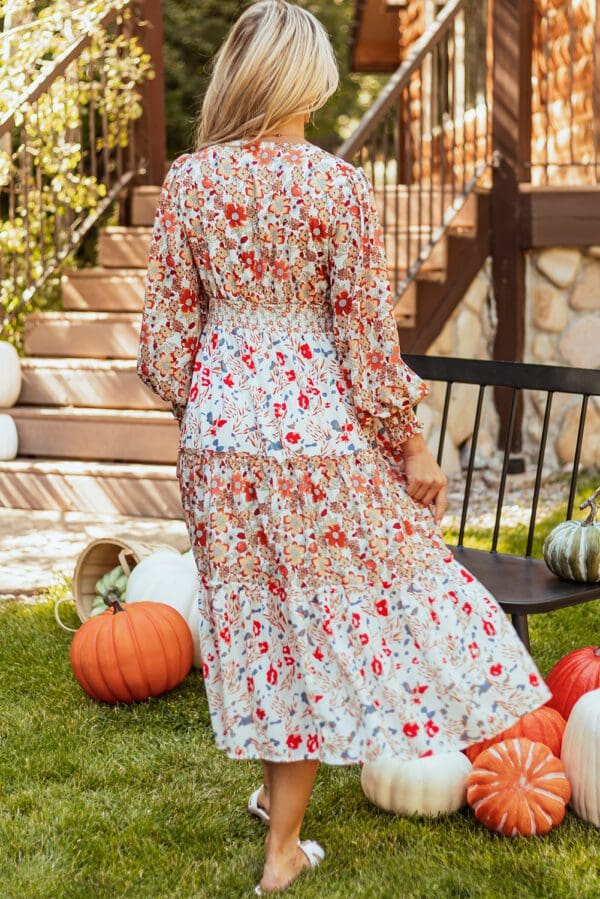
2;481;600;898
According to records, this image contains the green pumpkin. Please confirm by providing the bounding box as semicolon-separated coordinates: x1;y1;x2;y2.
94;564;129;608
543;487;600;583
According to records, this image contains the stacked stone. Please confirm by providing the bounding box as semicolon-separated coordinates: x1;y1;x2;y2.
525;246;600;468
531;0;596;185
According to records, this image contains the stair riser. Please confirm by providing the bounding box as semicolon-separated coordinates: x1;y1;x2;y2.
19;367;168;410
98;233;151;268
374;190;477;231
11;414;178;464
23;318;141;359
0;468;182;518
131;188;160;227
62;272;146;311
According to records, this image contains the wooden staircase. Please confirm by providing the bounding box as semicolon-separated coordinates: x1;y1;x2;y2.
0;188;184;519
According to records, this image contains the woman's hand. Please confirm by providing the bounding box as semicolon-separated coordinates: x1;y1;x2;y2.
402;434;448;525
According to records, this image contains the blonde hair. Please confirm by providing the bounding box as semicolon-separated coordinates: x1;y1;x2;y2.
194;0;339;150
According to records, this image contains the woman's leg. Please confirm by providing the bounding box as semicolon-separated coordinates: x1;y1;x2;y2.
259;760;319;893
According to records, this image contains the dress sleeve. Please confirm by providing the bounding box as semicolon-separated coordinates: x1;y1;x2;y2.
327;164;429;449
137;155;207;423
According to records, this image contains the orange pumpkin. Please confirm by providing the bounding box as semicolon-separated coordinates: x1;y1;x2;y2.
467;738;571;836
69;598;194;703
465;707;566;763
545;646;600;721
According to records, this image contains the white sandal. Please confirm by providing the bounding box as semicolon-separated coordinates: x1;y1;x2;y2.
247;786;270;824
254;840;325;895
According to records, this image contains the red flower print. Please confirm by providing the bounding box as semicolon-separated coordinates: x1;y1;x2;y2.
333;291;352;315
223;372;234;387
298;392;309;410
462;602;472;615
247;677;254;692
225;203;247;226
468;641;479;658
309;217;327;240
240;250;255;267
286;734;302;750
189;385;198;402
202;662;209;679
285;369;296;382
419;749;434;758
425;719;439;737
299;343;313;359
273;259;289;280
529;673;539;686
219;627;230;643
324;525;347;548
482;620;496;637
250;258;266;279
460;568;474;583
323;619;333;636
274;402;287;418
285;432;301;444
351;613;361;628
307;734;319;754
366;350;385;370
179;288;195;312
253;620;261;636
359;633;369;645
242;353;255;371
313;647;324;662
371;657;383;676
258;641;269;654
403;722;419;738
375;599;388;616
275;351;286;365
490;664;503;676
267;665;278;685
256;708;266;720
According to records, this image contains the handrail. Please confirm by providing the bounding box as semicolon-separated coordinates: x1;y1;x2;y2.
0;4;124;135
338;0;466;160
337;0;489;307
0;0;161;344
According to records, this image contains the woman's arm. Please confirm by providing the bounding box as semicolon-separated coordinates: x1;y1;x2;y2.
328;165;447;523
137;155;207;425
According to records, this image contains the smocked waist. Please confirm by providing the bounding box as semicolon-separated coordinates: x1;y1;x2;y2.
204;298;334;331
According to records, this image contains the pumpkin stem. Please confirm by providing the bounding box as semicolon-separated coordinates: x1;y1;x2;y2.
579;486;600;527
105;589;125;612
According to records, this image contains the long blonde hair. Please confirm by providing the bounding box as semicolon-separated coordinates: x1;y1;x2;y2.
195;1;339;150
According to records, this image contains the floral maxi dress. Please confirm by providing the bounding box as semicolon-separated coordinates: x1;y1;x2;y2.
137;139;552;764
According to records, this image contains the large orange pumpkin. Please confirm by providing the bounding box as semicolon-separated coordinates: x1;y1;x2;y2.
466;738;571;837
465;707;566;762
545;645;600;720
69;598;194;703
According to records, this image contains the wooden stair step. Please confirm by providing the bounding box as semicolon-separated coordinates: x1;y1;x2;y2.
19;358;168;410
62;268;146;312
0;457;182;518
98;227;152;268
374;186;478;232
131;186;161;226
23;311;141;359
4;407;178;464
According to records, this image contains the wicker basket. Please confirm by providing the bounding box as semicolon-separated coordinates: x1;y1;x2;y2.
54;538;179;633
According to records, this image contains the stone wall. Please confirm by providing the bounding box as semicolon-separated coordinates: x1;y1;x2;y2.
415;262;500;477
412;248;600;478
524;247;600;470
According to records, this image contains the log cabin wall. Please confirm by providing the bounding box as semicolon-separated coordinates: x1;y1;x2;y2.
531;0;599;186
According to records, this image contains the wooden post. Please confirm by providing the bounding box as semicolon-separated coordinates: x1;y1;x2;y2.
134;0;166;185
490;0;532;452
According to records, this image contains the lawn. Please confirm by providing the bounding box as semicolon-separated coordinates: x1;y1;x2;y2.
1;479;599;899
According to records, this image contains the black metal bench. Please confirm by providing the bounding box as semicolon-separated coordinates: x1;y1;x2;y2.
404;354;600;652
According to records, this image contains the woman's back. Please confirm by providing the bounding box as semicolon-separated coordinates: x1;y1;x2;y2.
140;138;427;458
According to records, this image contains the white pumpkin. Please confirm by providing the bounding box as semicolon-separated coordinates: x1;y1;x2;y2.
0;414;18;460
361;750;472;816
125;548;201;667
561;688;600;826
0;341;22;408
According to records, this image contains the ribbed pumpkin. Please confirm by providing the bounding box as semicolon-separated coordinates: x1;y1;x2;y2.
542;487;600;583
69;598;194;703
545;645;600;720
465;707;566;762
561;689;600;827
467;738;571;836
361;751;472;816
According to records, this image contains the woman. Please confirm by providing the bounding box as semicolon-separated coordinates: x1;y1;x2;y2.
137;1;552;893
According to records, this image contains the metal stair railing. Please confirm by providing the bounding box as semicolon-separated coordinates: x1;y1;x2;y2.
338;0;490;303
